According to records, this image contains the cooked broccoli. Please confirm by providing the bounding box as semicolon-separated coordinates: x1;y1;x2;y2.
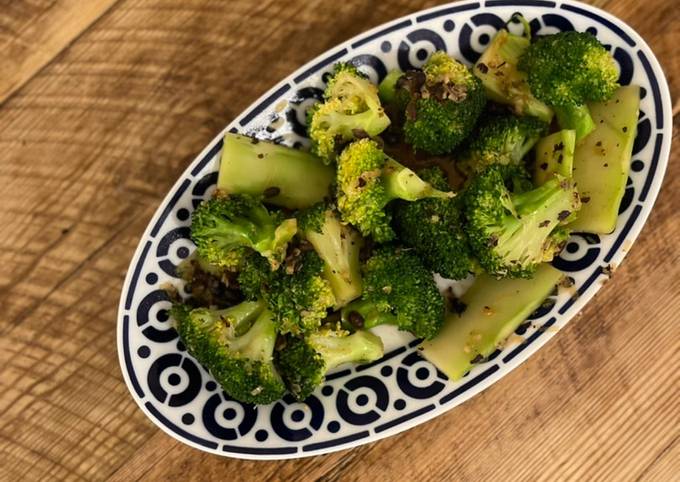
217;133;335;209
171;301;286;404
298;202;363;307
238;250;336;335
307;63;391;163
396;51;486;155
276;326;384;401
463;164;581;278
190;194;297;271
392;167;476;280
341;246;446;340
378;69;405;106
518;31;619;140
457;114;548;175
472;22;553;123
336;138;454;242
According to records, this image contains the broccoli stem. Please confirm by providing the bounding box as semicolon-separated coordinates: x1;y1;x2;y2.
217;133;334;209
310;330;384;370
473;30;553;123
261;219;298;266
533;129;576;185
383;158;453;202
219;300;267;336
327;109;390;140
229;309;278;360
303;210;363;308
378;69;403;105
499;177;578;261
554;104;596;141
341;299;398;330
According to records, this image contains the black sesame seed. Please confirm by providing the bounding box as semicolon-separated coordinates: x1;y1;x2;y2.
263;186;281;198
348;311;364;328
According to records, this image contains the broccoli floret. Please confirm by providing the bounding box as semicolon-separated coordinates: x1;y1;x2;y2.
217;133;335;209
342;246;446;340
473;25;554;123
191;195;297;271
463;164;581;278
276;326;384;401
518;31;619;140
392;167;476;280
239;250;336;335
457;114;548;175
397;51;486;155
298;202;363;307
336;138;454;242
307;63;391;163
171;301;285;404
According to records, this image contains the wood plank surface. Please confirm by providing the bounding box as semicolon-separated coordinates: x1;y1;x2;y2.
0;0;121;103
0;0;677;480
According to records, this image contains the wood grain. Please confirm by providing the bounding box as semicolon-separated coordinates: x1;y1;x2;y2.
0;0;121;104
0;0;677;480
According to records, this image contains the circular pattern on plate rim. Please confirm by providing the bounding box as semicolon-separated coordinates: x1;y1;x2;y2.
117;0;672;460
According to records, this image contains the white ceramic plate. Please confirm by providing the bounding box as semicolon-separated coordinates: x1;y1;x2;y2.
117;0;672;459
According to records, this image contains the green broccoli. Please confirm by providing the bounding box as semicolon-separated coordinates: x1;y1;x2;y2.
378;69;405;106
457;114;548;175
238;250;336;335
336;138;454;242
392;167;476;280
190;194;297;271
341;246;446;340
217;133;335;209
397;51;486;155
472;22;554;123
276;326;384;401
463;164;581;278
171;301;286;404
518;31;619;140
307;63;391;163
298;202;363;308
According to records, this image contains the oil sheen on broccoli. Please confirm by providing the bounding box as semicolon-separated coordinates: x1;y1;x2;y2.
276;326;384;401
392;167;476;280
307;63;391;163
298;202;363;308
217;133;334;209
238;251;336;335
342;246;446;340
463;164;581;278
336;138;454;242
171;301;285;404
190;194;297;271
518;31;619;140
398;51;486;155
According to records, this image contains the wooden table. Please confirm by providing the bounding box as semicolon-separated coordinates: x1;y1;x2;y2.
1;0;677;480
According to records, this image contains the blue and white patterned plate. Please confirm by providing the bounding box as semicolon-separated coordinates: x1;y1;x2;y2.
117;0;671;459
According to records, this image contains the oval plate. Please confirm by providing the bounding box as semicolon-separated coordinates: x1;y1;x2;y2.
117;0;671;459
